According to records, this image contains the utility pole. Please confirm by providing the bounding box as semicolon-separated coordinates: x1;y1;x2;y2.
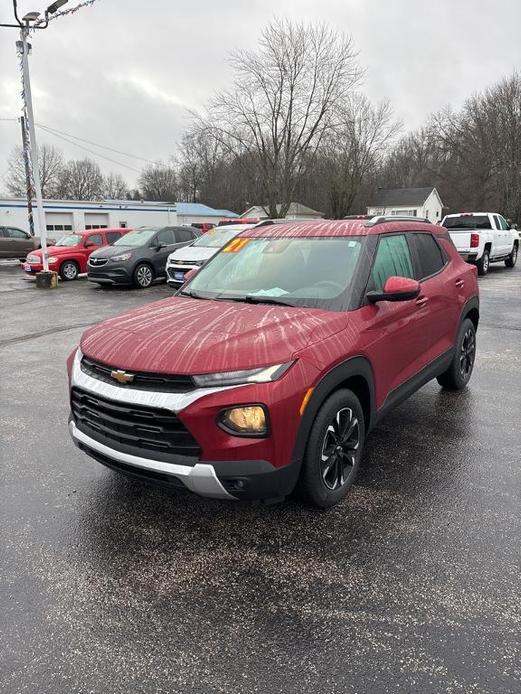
20;115;34;237
18;26;49;271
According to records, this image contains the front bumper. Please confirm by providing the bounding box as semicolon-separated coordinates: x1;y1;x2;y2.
69;419;236;499
87;262;133;285
23;261;58;274
166;264;200;286
67;349;307;501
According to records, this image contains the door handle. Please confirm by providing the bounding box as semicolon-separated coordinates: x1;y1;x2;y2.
455;279;465;288
416;296;429;307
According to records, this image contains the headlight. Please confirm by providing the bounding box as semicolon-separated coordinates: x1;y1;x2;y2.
26;255;39;263
192;361;294;388
219;405;268;435
110;252;132;262
47;256;58;263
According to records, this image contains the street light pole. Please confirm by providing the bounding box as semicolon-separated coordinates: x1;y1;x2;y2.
18;25;49;271
20;115;34;237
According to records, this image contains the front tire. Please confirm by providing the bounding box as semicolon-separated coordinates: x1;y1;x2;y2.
133;263;154;288
59;260;79;281
505;243;518;268
437;318;476;391
299;389;365;508
476;248;490;276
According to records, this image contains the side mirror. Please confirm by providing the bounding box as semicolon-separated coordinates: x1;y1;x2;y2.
367;276;420;303
511;223;518;230
85;241;96;248
183;267;199;284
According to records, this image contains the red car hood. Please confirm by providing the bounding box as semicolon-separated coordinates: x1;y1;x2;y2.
30;245;79;258
80;297;348;374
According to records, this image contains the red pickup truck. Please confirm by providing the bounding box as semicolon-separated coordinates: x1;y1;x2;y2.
23;228;130;280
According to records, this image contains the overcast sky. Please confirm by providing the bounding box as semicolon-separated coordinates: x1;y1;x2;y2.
1;0;520;190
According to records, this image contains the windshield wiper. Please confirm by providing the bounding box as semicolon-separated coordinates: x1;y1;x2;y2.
179;289;209;300
214;294;294;307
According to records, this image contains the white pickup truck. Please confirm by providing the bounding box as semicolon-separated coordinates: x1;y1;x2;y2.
442;212;519;275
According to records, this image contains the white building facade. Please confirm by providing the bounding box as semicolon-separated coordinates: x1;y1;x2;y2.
0;198;179;234
367;187;444;223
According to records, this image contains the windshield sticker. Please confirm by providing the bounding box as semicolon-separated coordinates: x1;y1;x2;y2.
224;238;250;253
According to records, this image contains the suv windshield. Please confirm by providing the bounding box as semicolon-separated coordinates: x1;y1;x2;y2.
185;236;364;310
443;215;491;230
55;235;82;247
113;227;157;247
192;227;242;249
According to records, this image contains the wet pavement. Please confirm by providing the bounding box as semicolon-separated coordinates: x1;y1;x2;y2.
1;262;520;693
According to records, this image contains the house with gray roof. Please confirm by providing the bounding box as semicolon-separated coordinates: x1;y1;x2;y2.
367;187;444;223
241;202;323;220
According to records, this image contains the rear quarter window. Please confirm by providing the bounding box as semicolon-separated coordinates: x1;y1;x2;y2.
412;233;446;280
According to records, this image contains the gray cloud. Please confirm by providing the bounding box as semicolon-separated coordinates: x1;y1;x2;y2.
1;0;520;188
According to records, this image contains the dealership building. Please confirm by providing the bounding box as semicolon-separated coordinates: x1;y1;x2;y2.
0;198;238;234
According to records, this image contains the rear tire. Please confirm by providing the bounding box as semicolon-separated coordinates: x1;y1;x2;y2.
133;263;154;288
476;248;490;276
505;243;518;268
437;318;476;391
299;389;365;509
59;260;79;281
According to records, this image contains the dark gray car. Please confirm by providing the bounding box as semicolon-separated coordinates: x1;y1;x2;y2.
0;226;41;259
87;226;200;288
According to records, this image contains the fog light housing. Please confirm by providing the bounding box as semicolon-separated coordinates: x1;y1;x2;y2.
219;405;268;436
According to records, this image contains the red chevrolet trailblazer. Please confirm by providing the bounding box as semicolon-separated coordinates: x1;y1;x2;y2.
24;228;129;280
67;218;479;507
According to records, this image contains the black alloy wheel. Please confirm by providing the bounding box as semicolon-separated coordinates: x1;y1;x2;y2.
299;389;365;508
437;318;477;390
459;326;476;380
321;407;360;491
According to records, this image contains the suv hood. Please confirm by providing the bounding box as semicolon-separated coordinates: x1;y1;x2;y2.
80;296;348;374
168;246;217;263
90;245;137;259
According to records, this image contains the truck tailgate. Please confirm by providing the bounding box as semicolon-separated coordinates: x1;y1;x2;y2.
448;229;473;252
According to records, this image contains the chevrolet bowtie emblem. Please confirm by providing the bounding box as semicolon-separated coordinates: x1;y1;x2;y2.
110;369;135;384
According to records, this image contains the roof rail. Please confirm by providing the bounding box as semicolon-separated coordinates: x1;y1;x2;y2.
365;215;432;226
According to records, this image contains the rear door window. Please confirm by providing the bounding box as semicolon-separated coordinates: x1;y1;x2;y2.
175;228;195;243
371;234;414;291
157;228;176;246
412;233;446;280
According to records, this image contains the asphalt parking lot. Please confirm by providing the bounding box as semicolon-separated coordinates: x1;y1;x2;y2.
1;262;520;694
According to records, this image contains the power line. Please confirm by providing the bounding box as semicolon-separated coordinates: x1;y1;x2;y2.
36;121;158;165
36;124;142;173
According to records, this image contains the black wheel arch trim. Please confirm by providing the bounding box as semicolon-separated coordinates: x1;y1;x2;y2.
460;295;479;328
284;356;376;496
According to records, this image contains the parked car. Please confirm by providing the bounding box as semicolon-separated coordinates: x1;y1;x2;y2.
442;212;518;275
166;224;256;287
23;228;129;280
0;226;54;260
68;218;479;508
217;218;259;226
87;225;200;288
190;222;215;234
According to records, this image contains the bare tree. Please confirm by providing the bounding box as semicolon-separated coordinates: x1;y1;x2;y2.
4;144;63;198
138;162;177;201
104;172;129;200
56;158;104;200
198;19;362;217
322;95;400;218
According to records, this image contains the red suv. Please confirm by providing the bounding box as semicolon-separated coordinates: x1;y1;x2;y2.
24;228;129;280
67;219;479;507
